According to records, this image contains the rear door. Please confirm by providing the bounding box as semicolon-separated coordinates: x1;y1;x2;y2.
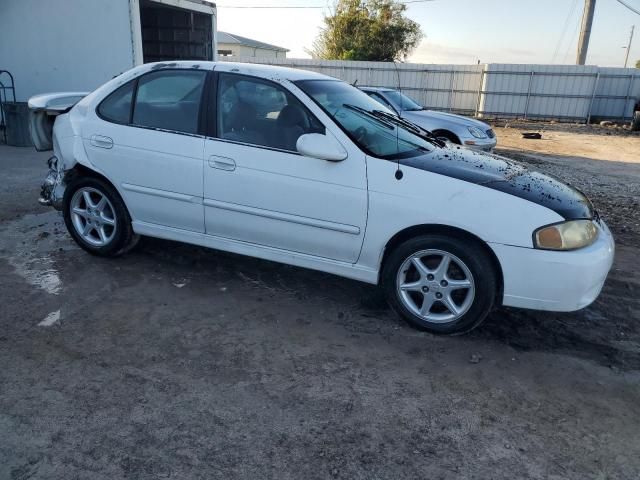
202;72;368;263
82;69;208;232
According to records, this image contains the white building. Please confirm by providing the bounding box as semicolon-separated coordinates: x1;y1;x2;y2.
0;0;218;101
217;32;288;59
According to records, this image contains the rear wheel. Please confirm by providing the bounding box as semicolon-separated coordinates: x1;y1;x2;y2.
63;176;138;257
382;234;497;334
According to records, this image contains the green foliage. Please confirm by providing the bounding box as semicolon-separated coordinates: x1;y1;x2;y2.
309;0;423;61
636;59;640;69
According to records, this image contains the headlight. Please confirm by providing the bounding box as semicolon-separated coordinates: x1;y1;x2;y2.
467;126;487;139
534;220;598;250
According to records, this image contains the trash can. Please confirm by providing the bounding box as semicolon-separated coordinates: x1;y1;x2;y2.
2;102;33;147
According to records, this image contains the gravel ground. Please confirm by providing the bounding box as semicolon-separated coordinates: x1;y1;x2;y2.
1;130;639;480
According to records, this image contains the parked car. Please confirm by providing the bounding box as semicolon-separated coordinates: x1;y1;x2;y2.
29;61;614;334
360;86;497;151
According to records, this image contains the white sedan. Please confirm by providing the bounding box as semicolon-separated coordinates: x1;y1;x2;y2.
29;61;614;334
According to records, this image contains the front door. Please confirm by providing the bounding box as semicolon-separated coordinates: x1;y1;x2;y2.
203;72;367;263
83;69;208;232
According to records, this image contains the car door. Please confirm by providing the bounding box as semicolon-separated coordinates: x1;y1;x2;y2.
202;72;368;263
82;68;208;232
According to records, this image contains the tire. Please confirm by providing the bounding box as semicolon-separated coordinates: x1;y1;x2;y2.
433;130;460;145
63;176;138;257
381;234;497;335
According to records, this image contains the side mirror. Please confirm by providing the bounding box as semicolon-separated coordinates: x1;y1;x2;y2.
296;133;347;162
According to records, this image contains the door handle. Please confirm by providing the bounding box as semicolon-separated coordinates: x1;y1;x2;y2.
208;155;236;171
90;135;113;149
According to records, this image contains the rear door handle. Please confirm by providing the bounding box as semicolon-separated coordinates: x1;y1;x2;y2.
90;135;113;149
208;155;236;171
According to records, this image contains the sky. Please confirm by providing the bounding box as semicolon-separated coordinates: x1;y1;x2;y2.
214;0;640;67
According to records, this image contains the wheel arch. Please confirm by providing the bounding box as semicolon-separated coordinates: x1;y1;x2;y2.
65;164;132;218
379;224;504;305
431;129;461;144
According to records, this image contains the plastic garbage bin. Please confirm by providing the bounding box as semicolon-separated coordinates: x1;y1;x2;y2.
2;102;33;147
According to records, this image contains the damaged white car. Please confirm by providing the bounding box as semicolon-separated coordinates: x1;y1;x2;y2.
29;61;614;334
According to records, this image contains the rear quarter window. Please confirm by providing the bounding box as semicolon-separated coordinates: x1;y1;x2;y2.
97;81;135;124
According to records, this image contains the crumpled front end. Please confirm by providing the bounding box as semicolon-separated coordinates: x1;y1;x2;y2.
39;156;66;210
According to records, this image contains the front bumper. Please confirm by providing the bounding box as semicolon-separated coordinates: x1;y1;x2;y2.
489;220;615;312
463;137;497;152
38;156;65;210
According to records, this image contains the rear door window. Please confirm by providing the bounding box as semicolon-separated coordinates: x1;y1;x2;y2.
132;70;206;134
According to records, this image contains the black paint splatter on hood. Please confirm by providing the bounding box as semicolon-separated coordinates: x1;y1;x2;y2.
400;148;594;220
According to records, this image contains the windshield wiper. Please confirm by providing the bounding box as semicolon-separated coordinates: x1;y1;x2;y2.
342;104;445;149
342;104;395;130
370;110;445;147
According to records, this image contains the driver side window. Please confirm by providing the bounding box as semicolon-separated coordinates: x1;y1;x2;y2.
217;73;324;152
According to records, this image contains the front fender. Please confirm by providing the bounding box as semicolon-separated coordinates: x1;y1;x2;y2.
358;158;563;272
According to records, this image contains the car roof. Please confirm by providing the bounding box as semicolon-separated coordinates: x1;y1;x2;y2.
136;61;334;82
359;86;396;93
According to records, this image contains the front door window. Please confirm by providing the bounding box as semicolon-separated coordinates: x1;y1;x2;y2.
217;73;324;152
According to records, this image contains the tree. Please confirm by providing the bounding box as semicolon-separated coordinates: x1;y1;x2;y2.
636;59;640;69
309;0;423;62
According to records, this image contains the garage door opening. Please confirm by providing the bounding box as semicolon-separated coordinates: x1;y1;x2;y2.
140;0;213;63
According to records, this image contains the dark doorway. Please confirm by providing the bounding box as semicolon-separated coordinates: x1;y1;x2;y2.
140;0;213;63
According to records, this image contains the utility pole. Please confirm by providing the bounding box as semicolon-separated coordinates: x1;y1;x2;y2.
576;0;597;65
623;25;635;67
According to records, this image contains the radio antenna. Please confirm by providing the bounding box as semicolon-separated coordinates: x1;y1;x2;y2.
392;59;403;180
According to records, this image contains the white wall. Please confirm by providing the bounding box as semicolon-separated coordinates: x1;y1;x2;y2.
0;0;135;101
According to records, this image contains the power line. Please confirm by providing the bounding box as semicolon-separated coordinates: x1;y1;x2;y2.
564;8;583;63
217;0;436;8
623;25;635;66
217;4;324;8
616;0;640;16
552;0;579;63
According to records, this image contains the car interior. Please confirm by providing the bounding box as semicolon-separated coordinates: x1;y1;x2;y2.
218;75;323;151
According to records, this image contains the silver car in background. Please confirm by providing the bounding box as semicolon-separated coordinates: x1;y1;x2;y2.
360;87;497;152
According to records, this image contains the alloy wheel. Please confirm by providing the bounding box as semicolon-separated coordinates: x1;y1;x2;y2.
70;187;117;247
396;249;475;323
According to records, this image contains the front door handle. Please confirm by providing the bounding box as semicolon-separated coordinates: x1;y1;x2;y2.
90;135;113;149
208;155;236;171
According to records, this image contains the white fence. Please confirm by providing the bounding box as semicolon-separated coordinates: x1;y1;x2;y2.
220;57;640;123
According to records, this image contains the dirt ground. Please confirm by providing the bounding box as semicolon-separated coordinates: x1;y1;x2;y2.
1;125;639;479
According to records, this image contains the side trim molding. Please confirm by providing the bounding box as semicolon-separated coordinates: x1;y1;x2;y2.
203;198;361;235
122;183;202;204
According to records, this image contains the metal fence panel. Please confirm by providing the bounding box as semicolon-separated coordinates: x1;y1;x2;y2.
219;57;639;122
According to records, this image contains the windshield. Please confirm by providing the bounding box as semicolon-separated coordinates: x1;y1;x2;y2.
383;91;423;111
296;80;434;160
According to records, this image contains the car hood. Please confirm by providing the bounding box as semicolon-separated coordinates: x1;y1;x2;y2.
403;109;489;129
401;147;593;220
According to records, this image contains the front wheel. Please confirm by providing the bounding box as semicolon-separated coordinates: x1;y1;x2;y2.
433;130;460;145
63;176;138;257
382;234;497;335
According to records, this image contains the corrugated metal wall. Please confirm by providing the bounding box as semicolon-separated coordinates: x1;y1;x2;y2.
219;57;640;122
